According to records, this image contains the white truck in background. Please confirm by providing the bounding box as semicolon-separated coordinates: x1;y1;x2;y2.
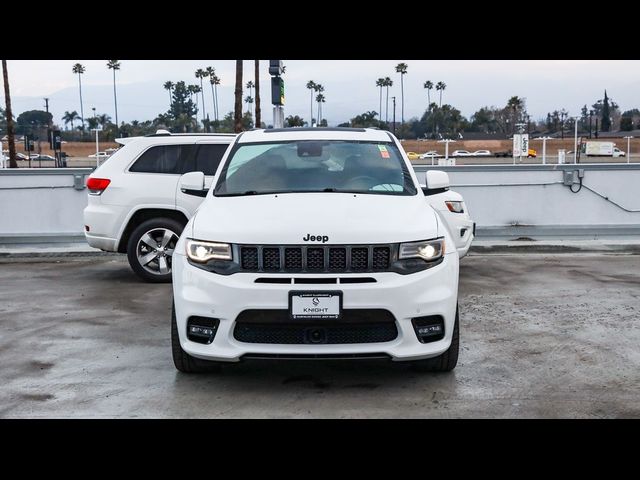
583;141;626;157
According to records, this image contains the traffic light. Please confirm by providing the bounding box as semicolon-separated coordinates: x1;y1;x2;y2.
269;60;284;76
271;77;285;106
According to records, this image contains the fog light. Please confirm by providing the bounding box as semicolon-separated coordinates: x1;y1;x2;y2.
186;317;220;344
412;315;445;343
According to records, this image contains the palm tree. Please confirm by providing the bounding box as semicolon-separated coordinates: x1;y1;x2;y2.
245;81;254;118
395;63;408;123
205;66;216;124
2;60;17;168
195;68;208;124
436;81;446;107
306;80;316;126
97;113;111;128
72;63;86;136
423;81;433;110
211;74;221;122
107;60;120;134
316;93;326;126
163;81;175;108
234;60;243;133
62;110;80;131
383;77;393;123
254;60;261;129
245;95;254;116
314;84;325;125
376;78;385;124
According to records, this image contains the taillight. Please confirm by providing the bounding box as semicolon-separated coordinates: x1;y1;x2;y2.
87;177;111;195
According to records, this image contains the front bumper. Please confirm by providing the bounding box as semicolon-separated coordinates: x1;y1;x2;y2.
172;251;459;362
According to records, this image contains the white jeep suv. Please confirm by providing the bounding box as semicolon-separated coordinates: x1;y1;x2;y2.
83;132;235;282
171;127;464;372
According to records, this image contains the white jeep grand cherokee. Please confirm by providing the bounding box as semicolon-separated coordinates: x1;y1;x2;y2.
83;132;235;282
171;127;468;372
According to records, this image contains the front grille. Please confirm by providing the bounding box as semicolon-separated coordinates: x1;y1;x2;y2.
239;245;392;273
234;309;398;345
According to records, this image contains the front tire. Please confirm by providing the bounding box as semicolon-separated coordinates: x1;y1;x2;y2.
127;217;183;283
411;307;459;372
171;303;222;373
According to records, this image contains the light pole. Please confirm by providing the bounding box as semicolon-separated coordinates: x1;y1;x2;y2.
438;139;456;163
589;110;593;139
624;136;633;164
91;128;101;167
560;109;567;140
391;96;396;135
573;117;578;163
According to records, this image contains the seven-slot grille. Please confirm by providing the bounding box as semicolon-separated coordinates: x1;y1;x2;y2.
239;245;392;273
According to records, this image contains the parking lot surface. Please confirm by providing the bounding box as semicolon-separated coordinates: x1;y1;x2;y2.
1;253;639;418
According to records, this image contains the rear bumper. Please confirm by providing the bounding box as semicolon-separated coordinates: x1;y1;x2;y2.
83;201;127;252
172;251;459;362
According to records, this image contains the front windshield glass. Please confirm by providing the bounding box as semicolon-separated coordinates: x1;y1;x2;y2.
214;140;417;196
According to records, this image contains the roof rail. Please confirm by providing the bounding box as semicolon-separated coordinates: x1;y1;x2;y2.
145;130;237;137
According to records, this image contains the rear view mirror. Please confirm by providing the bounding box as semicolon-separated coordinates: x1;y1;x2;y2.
297;141;324;157
180;171;207;197
425;170;450;190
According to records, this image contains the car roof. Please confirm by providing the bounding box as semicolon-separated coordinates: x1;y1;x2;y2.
115;132;236;146
237;127;394;143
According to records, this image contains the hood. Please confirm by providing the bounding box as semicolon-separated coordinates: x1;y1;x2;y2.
191;192;439;244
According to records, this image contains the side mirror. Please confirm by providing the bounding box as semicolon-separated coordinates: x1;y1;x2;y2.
425;170;450;190
180;171;207;197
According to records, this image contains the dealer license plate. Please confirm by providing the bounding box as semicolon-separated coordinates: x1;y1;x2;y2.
289;292;342;320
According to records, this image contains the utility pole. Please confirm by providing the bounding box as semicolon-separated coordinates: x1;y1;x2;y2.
392;96;396;135
574;117;578;164
589;110;593;139
269;60;285;128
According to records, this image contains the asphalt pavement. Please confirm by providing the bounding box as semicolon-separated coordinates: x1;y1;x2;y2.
1;252;639;418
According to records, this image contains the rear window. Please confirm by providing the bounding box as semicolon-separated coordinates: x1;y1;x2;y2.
130;145;189;174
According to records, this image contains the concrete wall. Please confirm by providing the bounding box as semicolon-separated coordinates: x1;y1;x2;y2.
414;163;640;238
1;164;639;242
0;168;92;242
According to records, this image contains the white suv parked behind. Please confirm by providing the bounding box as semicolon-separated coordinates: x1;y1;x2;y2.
83;131;235;282
171;127;471;372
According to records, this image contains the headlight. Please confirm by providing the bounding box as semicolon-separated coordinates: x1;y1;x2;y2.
186;239;232;263
399;238;445;262
445;201;464;213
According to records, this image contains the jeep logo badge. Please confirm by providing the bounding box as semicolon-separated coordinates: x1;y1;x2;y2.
303;234;329;243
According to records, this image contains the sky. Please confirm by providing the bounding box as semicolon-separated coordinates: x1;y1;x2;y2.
3;60;639;127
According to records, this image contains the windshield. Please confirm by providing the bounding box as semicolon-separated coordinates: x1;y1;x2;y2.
214;140;417;196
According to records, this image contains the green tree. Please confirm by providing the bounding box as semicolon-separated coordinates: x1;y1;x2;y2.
375;78;385;124
601;90;611;132
245;80;254;118
72;63;86;135
316;92;326;126
107;60;121;135
16;110;53;136
423;81;433;110
168;81;197;132
211;73;221;122
349;111;384;128
234;60;243;133
306;80;316;126
2;60;17;168
285;115;305;127
383;77;393;123
244;95;254;115
205;66;216;125
195;68;208;125
436;81;446;107
163;81;175;109
395;63;408;123
62;110;80;131
620;116;633;131
254;60;261;129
